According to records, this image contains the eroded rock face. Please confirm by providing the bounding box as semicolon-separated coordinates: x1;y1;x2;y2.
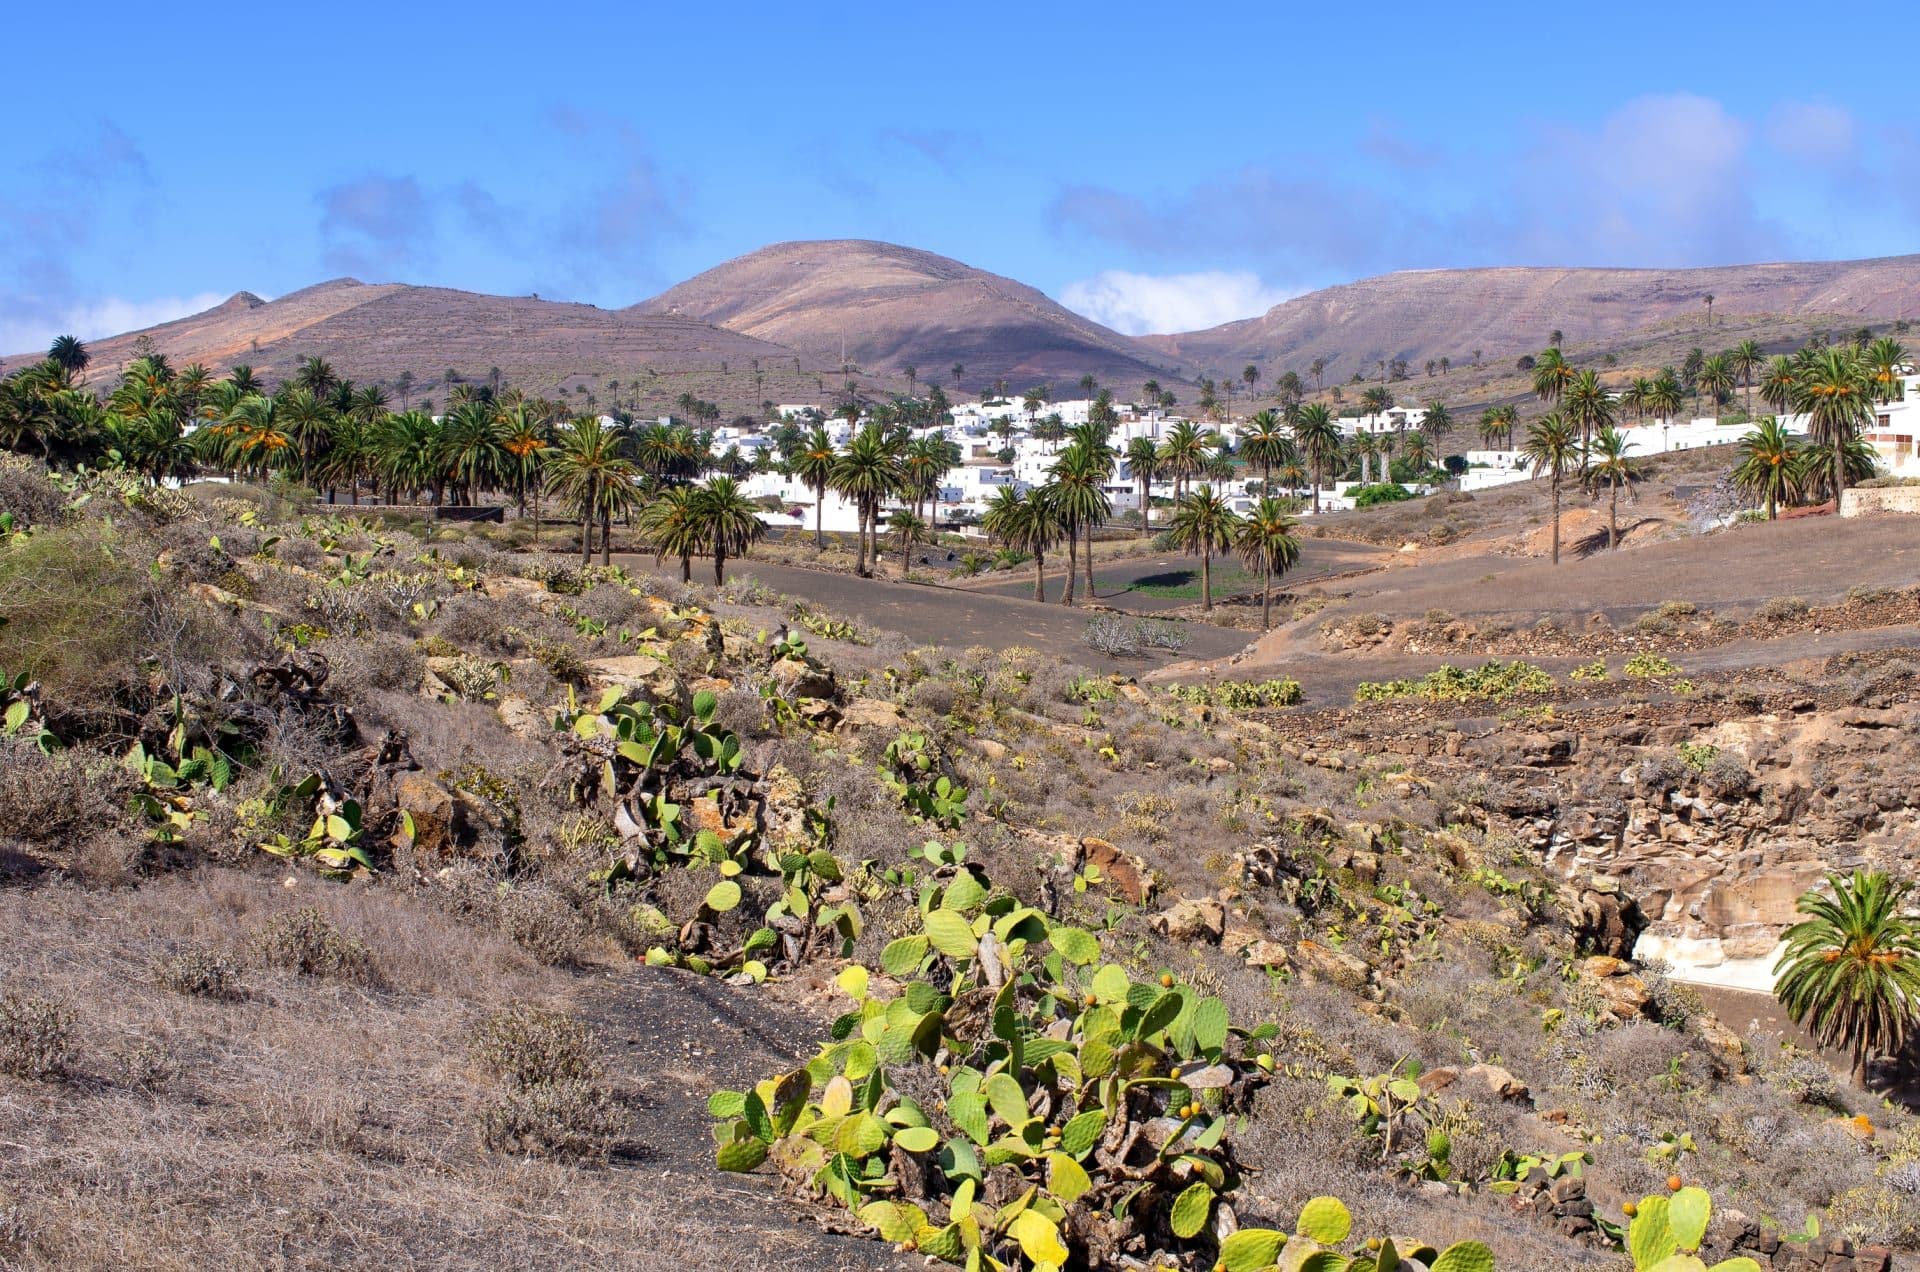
1493;702;1920;986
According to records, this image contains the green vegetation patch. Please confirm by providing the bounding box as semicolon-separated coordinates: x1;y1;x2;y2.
1166;678;1303;709
1355;659;1555;704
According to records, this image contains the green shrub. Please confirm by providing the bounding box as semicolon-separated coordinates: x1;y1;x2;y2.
1355;660;1554;703
1166;678;1303;709
1351;482;1415;508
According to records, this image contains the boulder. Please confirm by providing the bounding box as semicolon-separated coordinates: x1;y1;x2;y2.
836;697;907;734
495;693;547;741
585;654;686;708
1081;837;1154;905
1294;940;1371;991
769;655;835;701
1152;898;1225;944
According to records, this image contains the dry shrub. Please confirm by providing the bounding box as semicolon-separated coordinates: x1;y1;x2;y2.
0;455;67;528
115;1037;181;1092
0;744;130;847
494;884;588;966
0;993;75;1081
0;527;150;701
469;1005;622;1159
479;1079;623;1160
154;943;241;999
253;905;376;982
468;1005;601;1087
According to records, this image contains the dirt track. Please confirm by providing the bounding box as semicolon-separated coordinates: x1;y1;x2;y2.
617;555;1256;670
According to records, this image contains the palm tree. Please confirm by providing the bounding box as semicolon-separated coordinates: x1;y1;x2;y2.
792;426;837;549
546;417;640;565
1734;418;1799;520
440;400;504;505
1729;339;1764;414
1476;407;1506;451
48;334;90;377
1865;337;1908;404
1233;496;1300;630
1421;399;1453;445
1696;354;1736;416
1793;347;1874;505
1775;870;1920;1084
1620;377;1652;423
294;356;340;398
888;508;928;578
499;403;551;533
1165;485;1238;612
983;485;1060;602
831;424;903;577
1563;369;1616;471
1760;356;1797;421
1291;403;1342;513
696;476;766;586
1647;371;1684;427
1157;420;1210;505
638;485;703;582
1532;347;1575;406
1125;436;1161;536
1521;413;1578;565
1048;441;1113;605
1584;426;1636;549
1238;410;1291;494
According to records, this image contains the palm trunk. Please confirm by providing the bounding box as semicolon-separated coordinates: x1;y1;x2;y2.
1033;549;1046;603
1312;461;1322;514
680;551;692;583
1261;563;1272;630
580;511;592;565
814;485;824;549
1140;478;1151;536
1083;526;1096;602
601;507;612;565
714;537;726;587
1550;477;1562;565
1609;484;1619;550
854;504;869;576
1834;443;1848;506
1061;525;1078;605
1200;547;1213;611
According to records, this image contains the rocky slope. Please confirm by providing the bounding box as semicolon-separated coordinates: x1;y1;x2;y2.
11;280;845;409
633;239;1187;391
1145;255;1920;382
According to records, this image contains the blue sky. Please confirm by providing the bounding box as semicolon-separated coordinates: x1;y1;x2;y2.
4;0;1917;353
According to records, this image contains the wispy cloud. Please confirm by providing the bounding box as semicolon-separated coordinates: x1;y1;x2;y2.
0;292;227;359
317;174;434;276
1058;270;1297;335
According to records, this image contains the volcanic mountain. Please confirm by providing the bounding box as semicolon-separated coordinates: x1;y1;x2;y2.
15;279;836;409
633;239;1187;393
1143;255;1920;381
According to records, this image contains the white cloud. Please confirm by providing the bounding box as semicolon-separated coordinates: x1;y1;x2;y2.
1765;100;1858;166
0;292;228;360
1058;269;1297;335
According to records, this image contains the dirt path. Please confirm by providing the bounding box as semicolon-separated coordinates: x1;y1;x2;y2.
619;555;1254;670
577;965;915;1272
957;539;1389;612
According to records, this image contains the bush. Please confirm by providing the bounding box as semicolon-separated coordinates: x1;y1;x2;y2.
1082;615;1142;657
479;1078;624;1160
0;527;151;700
0;994;75;1081
1755;595;1810;623
253;906;375;982
1356;660;1554;703
155;944;241;999
468;1005;602;1088
1351;482;1415;508
494;884;588;966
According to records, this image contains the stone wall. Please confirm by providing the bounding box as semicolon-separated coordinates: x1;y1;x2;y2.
1840;485;1920;517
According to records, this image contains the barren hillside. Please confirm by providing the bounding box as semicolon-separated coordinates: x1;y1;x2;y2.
1148;256;1920;382
635;239;1188;393
8;281;857;413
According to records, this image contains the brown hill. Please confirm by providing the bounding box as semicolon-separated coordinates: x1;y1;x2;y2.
15;280;851;414
1147;256;1920;381
634;239;1187;393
